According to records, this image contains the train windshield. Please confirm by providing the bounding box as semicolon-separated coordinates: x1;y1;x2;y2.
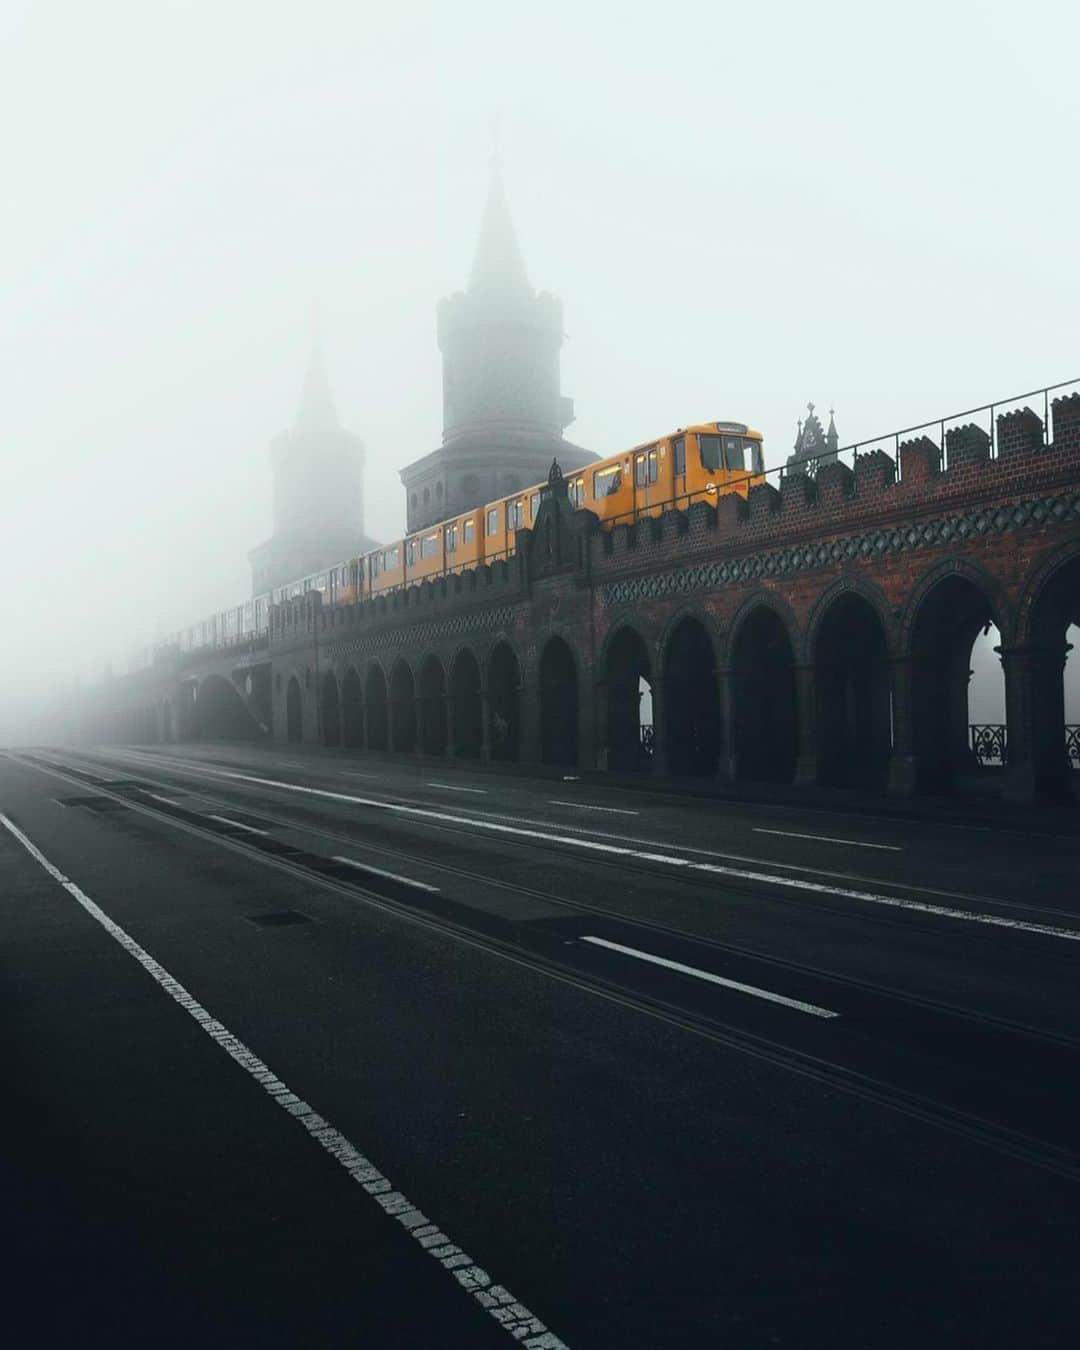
699;435;759;473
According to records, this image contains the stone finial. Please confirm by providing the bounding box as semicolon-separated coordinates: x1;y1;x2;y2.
548;457;564;484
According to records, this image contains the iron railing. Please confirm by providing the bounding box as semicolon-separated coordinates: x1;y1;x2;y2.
969;724;1080;767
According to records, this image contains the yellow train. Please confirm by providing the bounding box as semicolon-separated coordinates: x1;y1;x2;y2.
173;420;764;653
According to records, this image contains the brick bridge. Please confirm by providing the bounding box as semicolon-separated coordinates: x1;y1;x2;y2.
88;391;1080;806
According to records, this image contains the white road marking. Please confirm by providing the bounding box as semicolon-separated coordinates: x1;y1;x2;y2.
194;769;1080;944
208;814;268;836
582;936;839;1019
341;770;379;779
332;856;440;893
426;783;488;794
149;793;183;806
753;828;901;852
0;812;567;1350
548;801;639;816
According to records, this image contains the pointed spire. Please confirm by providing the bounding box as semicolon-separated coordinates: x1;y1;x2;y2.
467;142;531;301
826;405;839;450
794;417;803;452
294;303;339;437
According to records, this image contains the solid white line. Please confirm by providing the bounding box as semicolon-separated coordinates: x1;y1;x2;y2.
753;828;901;852
0;812;566;1350
208;814;268;836
197;769;1080;944
548;801;639;816
426;783;487;794
149;793;183;806
581;936;839;1019
332;856;440;893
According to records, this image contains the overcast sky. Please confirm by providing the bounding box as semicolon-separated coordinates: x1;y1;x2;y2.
2;0;1078;728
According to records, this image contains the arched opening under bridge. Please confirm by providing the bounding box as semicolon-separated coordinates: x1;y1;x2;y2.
539;638;578;767
286;677;303;744
605;628;653;772
1024;555;1080;801
452;650;483;758
365;666;388;750
192;674;262;741
911;575;1001;793
342;667;363;748
488;643;520;762
419;656;447;756
663;618;718;777
390;662;416;753
731;607;797;783
321;671;341;747
814;594;891;789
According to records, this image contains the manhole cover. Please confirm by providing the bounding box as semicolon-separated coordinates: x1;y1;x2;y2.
246;910;311;927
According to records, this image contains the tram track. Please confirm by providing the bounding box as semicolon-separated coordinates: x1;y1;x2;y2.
11;747;1080;1185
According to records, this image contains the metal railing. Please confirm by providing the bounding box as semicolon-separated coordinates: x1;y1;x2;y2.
969;724;1080;767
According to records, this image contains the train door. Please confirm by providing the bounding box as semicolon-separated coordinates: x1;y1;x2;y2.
632;445;659;519
671;435;687;507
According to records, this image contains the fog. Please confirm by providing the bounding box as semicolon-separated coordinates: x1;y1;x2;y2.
2;0;1079;741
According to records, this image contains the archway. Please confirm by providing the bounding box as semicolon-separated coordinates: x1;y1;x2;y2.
1024;555;1080;800
539;637;578;766
663;617;719;776
193;674;262;741
286;677;303;744
488;643;521;762
814;593;891;788
419;656;448;755
389;662;416;753
910;575;999;792
451;650;483;758
605;627;653;772
731;606;797;782
365;666;388;750
321;671;341;747
342;667;364;748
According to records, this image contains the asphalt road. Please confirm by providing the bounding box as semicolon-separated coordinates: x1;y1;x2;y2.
3;743;1079;1348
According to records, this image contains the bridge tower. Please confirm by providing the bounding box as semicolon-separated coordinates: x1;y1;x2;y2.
399;155;596;534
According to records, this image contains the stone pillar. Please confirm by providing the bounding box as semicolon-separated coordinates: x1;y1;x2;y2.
517;679;537;767
593;678;609;772
359;694;369;752
886;655;917;796
793;662;819;786
649;677;668;776
715;664;737;782
444;693;456;758
414;695;426;758
1001;642;1071;803
387;693;397;754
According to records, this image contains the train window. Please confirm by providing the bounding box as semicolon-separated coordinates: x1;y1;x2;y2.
594;464;623;498
673;436;686;475
486;508;498;535
420;533;438;559
371;553;381;578
745;438;764;473
530;492;540;519
406;539;416;564
445;524;457;553
463;519;475;543
724;437;745;471
699;435;722;472
507;500;524;530
569;478;585;507
634;455;647;487
383;546;399;570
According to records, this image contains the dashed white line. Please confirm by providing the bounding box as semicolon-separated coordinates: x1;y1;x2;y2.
340;770;379;779
426;783;488;794
208;814;268;836
548;801;639;816
197;769;1080;944
0;812;567;1350
332;856;440;893
581;935;839;1019
753;828;901;852
149;793;184;806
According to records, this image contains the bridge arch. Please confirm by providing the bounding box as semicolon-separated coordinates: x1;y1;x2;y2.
419;654;448;756
341;666;364;748
389;659;417;753
538;635;579;767
810;584;892;789
286;676;303;744
729;601;798;783
364;663;388;750
450;647;483;758
602;623;654;772
192;674;262;741
487;641;522;762
660;612;719;777
905;561;1006;793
